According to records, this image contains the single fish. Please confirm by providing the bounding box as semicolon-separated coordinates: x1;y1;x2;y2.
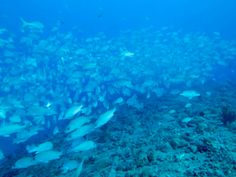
0;124;26;137
67;124;94;141
0;28;6;35
71;140;96;152
61;160;79;174
26;141;53;154
121;51;135;58
95;108;116;128
0;149;4;160
75;159;84;177
35;150;62;163
20;18;44;31
13;157;36;169
63;105;83;119
180;90;200;99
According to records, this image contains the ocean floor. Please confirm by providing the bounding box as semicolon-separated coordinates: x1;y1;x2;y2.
1;80;235;177
81;82;236;177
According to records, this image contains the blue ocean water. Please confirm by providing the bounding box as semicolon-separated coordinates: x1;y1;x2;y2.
1;0;236;38
0;0;236;176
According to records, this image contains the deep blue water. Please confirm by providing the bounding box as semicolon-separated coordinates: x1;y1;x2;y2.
1;0;236;38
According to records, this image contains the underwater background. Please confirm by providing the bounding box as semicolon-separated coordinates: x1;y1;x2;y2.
0;0;236;176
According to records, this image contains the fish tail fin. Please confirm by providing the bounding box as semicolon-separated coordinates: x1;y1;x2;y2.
20;18;27;27
75;159;84;177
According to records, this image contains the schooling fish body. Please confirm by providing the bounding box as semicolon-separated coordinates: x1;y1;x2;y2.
20;18;44;32
26;141;53;154
95;108;116;128
0;124;26;137
63;105;83;120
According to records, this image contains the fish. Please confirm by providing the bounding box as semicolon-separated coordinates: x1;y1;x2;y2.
180;90;200;99
0;124;26;137
61;160;79;173
65;116;91;133
70;140;96;152
67;124;95;141
127;95;143;109
26;141;53;154
20;18;44;32
13;157;36;169
9;115;21;123
113;97;124;105
0;28;6;35
0;110;6;119
0;149;4;160
53;126;60;135
75;159;84;177
63;105;83;119
13;127;41;144
35;150;62;163
0;106;8;120
121;51;135;58
95;108;116;128
45;101;52;108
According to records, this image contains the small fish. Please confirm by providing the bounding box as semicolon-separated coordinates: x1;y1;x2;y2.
113;97;124;105
13;157;36;169
121;51;135;58
0;124;26;137
65;116;91;133
0;106;8;120
71;140;96;152
67;124;94;141
0;149;4;160
35;150;62;163
63;105;83;119
9;115;21;123
61;160;79;173
20;18;44;32
75;159;84;177
45;101;52;108
0;28;6;35
26;141;53;154
180;90;200;99
53;126;60;135
13;127;41;144
95;108;116;128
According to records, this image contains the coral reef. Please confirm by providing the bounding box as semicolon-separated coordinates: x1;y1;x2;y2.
221;105;236;125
